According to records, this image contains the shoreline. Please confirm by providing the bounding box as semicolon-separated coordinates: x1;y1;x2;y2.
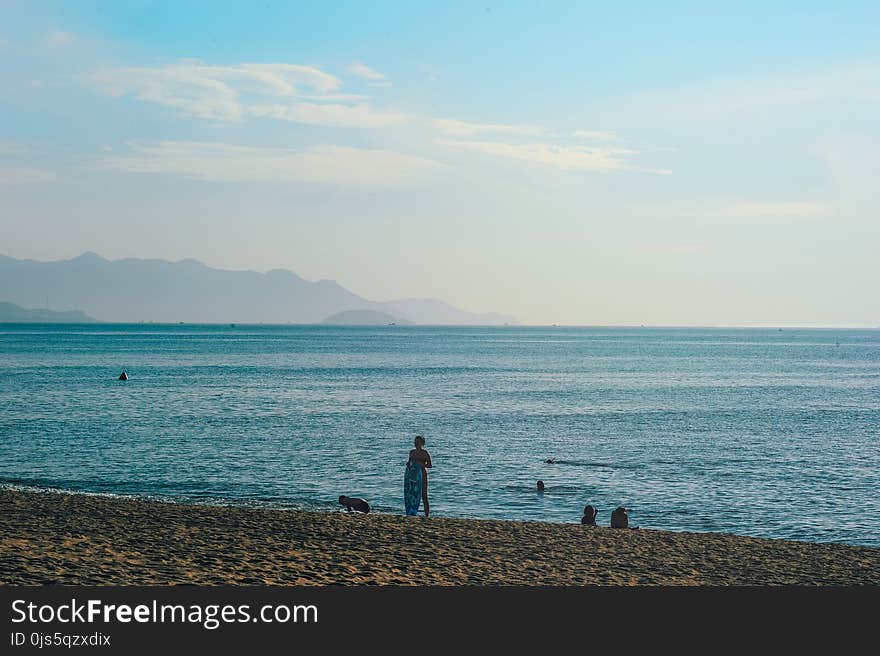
4;482;876;549
3;488;879;585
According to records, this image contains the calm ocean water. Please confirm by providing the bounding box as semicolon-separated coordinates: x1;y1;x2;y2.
1;324;878;546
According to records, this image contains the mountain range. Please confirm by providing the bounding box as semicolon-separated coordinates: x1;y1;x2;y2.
0;301;96;323
0;253;517;325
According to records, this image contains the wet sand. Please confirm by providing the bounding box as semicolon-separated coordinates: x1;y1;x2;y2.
2;488;878;585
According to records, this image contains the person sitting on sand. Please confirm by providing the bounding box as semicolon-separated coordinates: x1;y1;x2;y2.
409;435;432;517
581;505;598;526
338;495;371;513
537;480;546;492
610;506;638;529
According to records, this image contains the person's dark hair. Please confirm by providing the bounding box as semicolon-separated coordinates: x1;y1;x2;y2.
338;495;346;504
414;435;425;447
583;504;596;516
537;480;545;491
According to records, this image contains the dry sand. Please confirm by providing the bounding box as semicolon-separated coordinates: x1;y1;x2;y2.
2;488;878;585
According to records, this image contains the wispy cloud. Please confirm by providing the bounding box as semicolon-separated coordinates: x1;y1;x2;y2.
433;118;549;137
0;167;57;184
87;61;399;126
249;102;409;128
438;139;669;174
572;130;617;141
45;30;76;48
88;60;362;121
347;62;390;87
93;141;442;186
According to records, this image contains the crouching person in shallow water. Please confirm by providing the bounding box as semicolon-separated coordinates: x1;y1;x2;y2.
339;495;371;513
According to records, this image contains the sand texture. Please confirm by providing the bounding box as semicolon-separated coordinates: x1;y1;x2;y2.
2;489;878;585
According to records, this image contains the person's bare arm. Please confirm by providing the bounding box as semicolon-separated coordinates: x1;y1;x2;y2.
425;451;432;468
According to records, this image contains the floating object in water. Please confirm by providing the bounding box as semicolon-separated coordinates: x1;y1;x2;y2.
118;371;128;381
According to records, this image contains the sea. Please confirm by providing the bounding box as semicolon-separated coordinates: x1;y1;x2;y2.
1;324;878;547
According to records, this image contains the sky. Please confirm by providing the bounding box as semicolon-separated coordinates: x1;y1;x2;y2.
1;1;879;326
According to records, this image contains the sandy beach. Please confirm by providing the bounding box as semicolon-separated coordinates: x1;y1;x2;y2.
1;488;878;586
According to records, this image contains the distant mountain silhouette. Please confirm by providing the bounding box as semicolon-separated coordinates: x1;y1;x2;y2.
0;253;517;325
385;298;514;326
322;310;413;325
0;301;95;323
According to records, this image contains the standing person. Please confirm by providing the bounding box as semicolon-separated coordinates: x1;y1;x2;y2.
408;435;433;517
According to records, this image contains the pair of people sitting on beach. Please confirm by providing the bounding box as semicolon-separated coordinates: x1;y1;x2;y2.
581;505;638;528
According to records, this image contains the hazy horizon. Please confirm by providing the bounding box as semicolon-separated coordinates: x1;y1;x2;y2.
2;251;878;328
2;2;879;326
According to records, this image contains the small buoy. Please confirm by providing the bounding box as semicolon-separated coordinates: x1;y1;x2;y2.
118;371;128;380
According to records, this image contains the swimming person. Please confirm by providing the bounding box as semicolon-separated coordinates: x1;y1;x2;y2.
338;495;371;513
581;505;598;526
537;480;545;492
409;435;432;517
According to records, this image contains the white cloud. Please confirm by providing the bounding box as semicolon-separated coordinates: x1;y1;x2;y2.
46;31;76;48
433;118;549;137
87;61;408;127
88;61;353;123
572;130;617;141
90;64;243;121
93;141;442;186
347;62;390;87
0;167;57;184
438;139;669;174
249;102;409;128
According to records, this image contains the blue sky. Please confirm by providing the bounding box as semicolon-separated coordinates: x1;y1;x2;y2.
1;1;879;325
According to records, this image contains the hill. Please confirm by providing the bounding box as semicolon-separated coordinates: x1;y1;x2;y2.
321;310;413;325
0;253;517;325
0;301;95;323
